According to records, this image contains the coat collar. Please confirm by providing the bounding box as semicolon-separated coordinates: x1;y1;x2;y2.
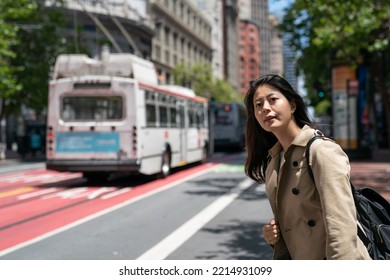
268;125;316;157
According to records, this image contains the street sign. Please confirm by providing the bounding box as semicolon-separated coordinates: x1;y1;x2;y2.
348;80;359;95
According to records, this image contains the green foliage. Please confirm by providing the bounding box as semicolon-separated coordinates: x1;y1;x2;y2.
172;62;241;102
314;99;331;116
8;0;67;115
0;0;37;120
282;0;390;111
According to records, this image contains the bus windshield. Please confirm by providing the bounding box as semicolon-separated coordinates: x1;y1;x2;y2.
215;104;233;125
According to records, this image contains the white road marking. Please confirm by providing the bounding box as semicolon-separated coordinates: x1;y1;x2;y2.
17;188;59;200
42;188;88;199
136;178;254;260
87;187;116;199
255;183;266;193
101;187;132;199
0;165;219;257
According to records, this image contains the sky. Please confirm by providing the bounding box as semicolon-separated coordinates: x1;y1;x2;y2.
268;0;294;19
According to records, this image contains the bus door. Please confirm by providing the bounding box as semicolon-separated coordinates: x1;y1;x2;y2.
178;102;187;162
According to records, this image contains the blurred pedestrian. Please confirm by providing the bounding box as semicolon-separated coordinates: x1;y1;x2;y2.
30;129;42;158
244;74;370;260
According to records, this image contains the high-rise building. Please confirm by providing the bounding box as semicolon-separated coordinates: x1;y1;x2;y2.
222;0;240;91
238;0;271;75
283;32;298;90
269;14;284;76
239;19;260;95
194;0;224;80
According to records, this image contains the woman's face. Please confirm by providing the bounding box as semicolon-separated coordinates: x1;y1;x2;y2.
253;84;296;134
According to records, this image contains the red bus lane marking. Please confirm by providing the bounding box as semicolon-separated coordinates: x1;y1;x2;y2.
0;172;82;208
0;162;220;254
0;189;91;229
0;187;116;229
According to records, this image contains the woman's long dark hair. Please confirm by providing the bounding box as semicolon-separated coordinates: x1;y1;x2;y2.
244;74;312;182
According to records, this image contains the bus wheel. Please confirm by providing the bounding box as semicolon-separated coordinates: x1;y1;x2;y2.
158;151;171;178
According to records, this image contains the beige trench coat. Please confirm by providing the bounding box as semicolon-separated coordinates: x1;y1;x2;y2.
265;125;371;260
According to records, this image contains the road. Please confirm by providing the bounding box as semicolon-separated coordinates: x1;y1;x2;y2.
1;151;388;261
0;151;274;260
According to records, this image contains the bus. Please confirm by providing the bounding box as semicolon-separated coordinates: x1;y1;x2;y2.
46;50;209;181
212;102;246;151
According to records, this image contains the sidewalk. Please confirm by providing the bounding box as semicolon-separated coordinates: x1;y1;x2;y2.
0;149;45;167
350;149;390;202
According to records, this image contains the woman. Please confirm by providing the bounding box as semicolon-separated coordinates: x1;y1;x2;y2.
244;74;370;260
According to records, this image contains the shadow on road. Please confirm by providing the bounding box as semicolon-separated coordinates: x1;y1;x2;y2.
196;220;273;260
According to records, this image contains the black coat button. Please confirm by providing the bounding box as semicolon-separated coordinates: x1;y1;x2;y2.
292;188;299;195
308;220;316;227
293;161;298;167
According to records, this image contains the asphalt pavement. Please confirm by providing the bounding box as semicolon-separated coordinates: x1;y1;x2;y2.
0;149;389;200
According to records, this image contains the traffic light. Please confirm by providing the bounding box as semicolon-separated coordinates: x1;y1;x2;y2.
314;81;325;98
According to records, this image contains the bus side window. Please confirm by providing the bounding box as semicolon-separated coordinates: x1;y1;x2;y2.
196;105;204;128
146;104;157;127
170;107;177;127
188;109;195;127
145;90;157;127
159;105;168;127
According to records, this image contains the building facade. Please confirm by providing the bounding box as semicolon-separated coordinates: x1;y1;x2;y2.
147;0;213;85
269;14;284;76
45;0;156;58
46;0;213;86
238;19;260;95
194;0;224;80
283;32;298;90
238;0;271;76
222;0;240;91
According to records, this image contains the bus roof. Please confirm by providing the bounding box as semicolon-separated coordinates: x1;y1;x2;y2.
140;82;208;103
158;85;196;98
52;51;158;85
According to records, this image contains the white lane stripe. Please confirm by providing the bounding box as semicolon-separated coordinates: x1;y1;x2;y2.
17;188;59;200
87;187;116;200
136;178;254;260
101;187;131;199
0;164;219;257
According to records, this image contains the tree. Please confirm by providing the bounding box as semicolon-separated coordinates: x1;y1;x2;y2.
10;0;67;116
0;0;37;141
282;0;390;147
172;62;242;103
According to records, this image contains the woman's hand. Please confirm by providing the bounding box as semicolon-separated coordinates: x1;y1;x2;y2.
262;218;280;246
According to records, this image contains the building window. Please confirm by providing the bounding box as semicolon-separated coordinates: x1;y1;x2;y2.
165;50;170;64
164;27;170;46
173;33;178;50
155;45;161;60
181;37;185;53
